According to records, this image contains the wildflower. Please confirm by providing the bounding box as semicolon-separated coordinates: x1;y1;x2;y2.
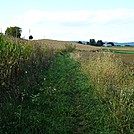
53;88;56;91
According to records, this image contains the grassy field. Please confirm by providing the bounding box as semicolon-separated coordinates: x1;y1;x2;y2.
35;39;134;63
35;39;134;51
34;39;102;51
0;36;134;133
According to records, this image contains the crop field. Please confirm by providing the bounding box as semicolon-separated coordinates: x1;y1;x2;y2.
38;39;134;49
0;36;134;134
34;39;102;51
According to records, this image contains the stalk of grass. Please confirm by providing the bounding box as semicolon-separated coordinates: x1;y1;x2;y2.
64;43;76;52
0;35;32;85
80;52;134;133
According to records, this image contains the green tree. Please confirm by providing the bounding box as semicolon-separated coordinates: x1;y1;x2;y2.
107;42;114;46
97;40;104;46
89;39;96;46
29;35;33;40
78;41;83;44
5;26;22;38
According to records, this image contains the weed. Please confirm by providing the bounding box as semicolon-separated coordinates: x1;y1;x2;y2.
80;52;134;133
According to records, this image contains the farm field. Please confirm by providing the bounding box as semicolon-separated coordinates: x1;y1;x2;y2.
36;39;134;64
0;36;134;134
36;39;134;51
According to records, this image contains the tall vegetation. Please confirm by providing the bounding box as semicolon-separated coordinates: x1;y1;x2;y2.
96;40;104;46
0;35;32;86
0;35;133;133
89;39;104;46
89;39;96;46
75;51;134;133
0;35;80;133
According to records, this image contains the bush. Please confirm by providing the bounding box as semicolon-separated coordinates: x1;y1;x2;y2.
64;44;76;52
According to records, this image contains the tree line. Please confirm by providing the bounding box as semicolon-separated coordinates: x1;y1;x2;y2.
78;39;114;46
1;26;33;40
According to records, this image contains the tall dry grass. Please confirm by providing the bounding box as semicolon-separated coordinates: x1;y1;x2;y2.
73;51;134;133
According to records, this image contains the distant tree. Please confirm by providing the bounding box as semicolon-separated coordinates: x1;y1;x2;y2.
89;39;96;46
107;42;114;46
97;40;104;46
125;44;130;47
78;41;83;44
87;42;89;45
5;26;22;38
29;35;33;40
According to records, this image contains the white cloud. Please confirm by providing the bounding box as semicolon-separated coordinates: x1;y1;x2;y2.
1;8;134;42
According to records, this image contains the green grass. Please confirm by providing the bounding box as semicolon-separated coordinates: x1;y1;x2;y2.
92;48;134;55
0;54;90;133
113;50;134;54
0;36;134;134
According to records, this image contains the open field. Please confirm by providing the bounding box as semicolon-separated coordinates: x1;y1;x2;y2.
34;39;102;51
1;36;134;134
70;51;134;64
36;39;134;64
35;39;134;51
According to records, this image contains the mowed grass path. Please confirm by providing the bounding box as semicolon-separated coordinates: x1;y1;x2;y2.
1;54;92;133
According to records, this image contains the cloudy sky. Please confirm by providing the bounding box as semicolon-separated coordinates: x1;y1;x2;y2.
1;0;134;42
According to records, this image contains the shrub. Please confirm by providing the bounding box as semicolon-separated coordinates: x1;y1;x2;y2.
64;44;76;52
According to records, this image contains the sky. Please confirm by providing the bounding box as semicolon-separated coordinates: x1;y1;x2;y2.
1;0;134;42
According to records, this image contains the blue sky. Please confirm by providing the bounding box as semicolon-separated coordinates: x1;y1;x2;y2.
1;0;134;42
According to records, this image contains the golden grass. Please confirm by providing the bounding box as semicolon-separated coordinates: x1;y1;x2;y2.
34;39;101;51
36;39;134;75
81;52;133;87
70;50;134;64
77;52;134;130
104;46;134;51
34;39;134;52
70;50;133;97
114;53;134;64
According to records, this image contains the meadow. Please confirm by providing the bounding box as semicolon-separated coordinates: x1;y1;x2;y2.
0;35;134;134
